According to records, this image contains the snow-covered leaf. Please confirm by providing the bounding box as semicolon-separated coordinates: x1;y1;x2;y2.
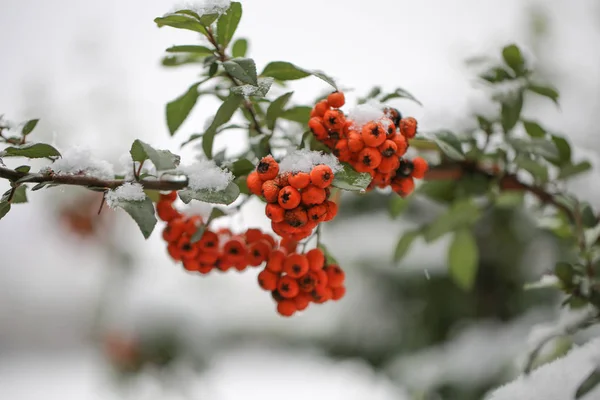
331;163;371;191
130;139;180;171
178;181;240;205
1;143;61;159
223;57;257;85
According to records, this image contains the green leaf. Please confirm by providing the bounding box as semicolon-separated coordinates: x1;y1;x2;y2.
418;181;458;203
554;261;575;286
502;44;525;75
515;155;548;182
14;165;31;173
380;87;423;105
528;83;559;105
480;67;513;83
331;163;372;191
144;190;161;203
198;12;219;26
389;195;410;219
2;143;61;159
509;137;559;159
501;91;524;132
202;93;244;159
581;204;597;228
178;181;240;205
162;54;206;67
266;91;294;130
559;161;592;180
166;45;214;55
227;159;254;177
394;230;419;262
130;140;181;171
317;243;339;265
550;135;571;165
154;13;208;35
21;119;39;136
423;200;481;242
523;120;546;138
166;82;201;136
10;186;27;204
223;58;257;85
231;38;248;58
216;1;242;48
575;368;600;399
230;77;273;97
448;228;479;291
0;201;10;220
494;192;525;208
279;106;312;125
115;197;157;239
260;61;337;89
432;131;465;161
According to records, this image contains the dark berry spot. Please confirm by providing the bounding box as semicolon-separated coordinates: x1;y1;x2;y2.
257;162;270;173
182;243;192;251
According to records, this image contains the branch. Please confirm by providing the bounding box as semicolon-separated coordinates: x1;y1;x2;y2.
0;166;188;191
424;161;575;221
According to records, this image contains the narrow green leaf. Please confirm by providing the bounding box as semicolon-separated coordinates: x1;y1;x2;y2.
515;155;548;182
166;45;214;55
166;82;201;136
2;143;61;159
523;120;546;138
528;83;559;105
260;61;337;89
230;77;273;97
389;195;409;218
117;197;157;239
432;131;465;161
331;163;372;191
423;200;481;242
501;91;524;132
480;67;513;83
223;58;257;85
227;159;254;177
162;54;206;67
10;186;27;204
144;190;161;203
279;106;312;125
380;87;423;105
216;2;242;48
575;368;600;398
0;201;11;220
554;262;575;286
558;161;592;180
448;229;479;291
14;165;31;173
154;14;207;34
202;93;244;159
394;230;419;262
21;119;39;136
581;204;598;228
551;135;571;165
266;91;294;130
178;181;240;205
198;13;219;26
231;38;248;58
502;44;525;75
130;140;181;171
318;243;339;265
494;192;525;208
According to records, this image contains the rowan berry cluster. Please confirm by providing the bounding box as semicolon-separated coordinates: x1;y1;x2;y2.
246;156;338;241
308;91;429;196
257;246;346;317
157;192;277;274
156;191;347;317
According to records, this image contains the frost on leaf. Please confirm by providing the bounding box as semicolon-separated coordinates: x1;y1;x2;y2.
278;149;341;174
170;0;231;17
177;159;233;191
51;146;114;180
105;182;146;209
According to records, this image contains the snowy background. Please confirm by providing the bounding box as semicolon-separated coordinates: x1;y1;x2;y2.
1;0;600;399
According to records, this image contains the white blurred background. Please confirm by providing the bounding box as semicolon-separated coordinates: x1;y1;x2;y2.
1;0;600;399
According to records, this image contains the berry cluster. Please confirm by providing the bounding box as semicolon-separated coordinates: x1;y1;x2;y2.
246;156;338;241
157;192;277;274
156;191;347;317
308;91;428;196
257;246;346;317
